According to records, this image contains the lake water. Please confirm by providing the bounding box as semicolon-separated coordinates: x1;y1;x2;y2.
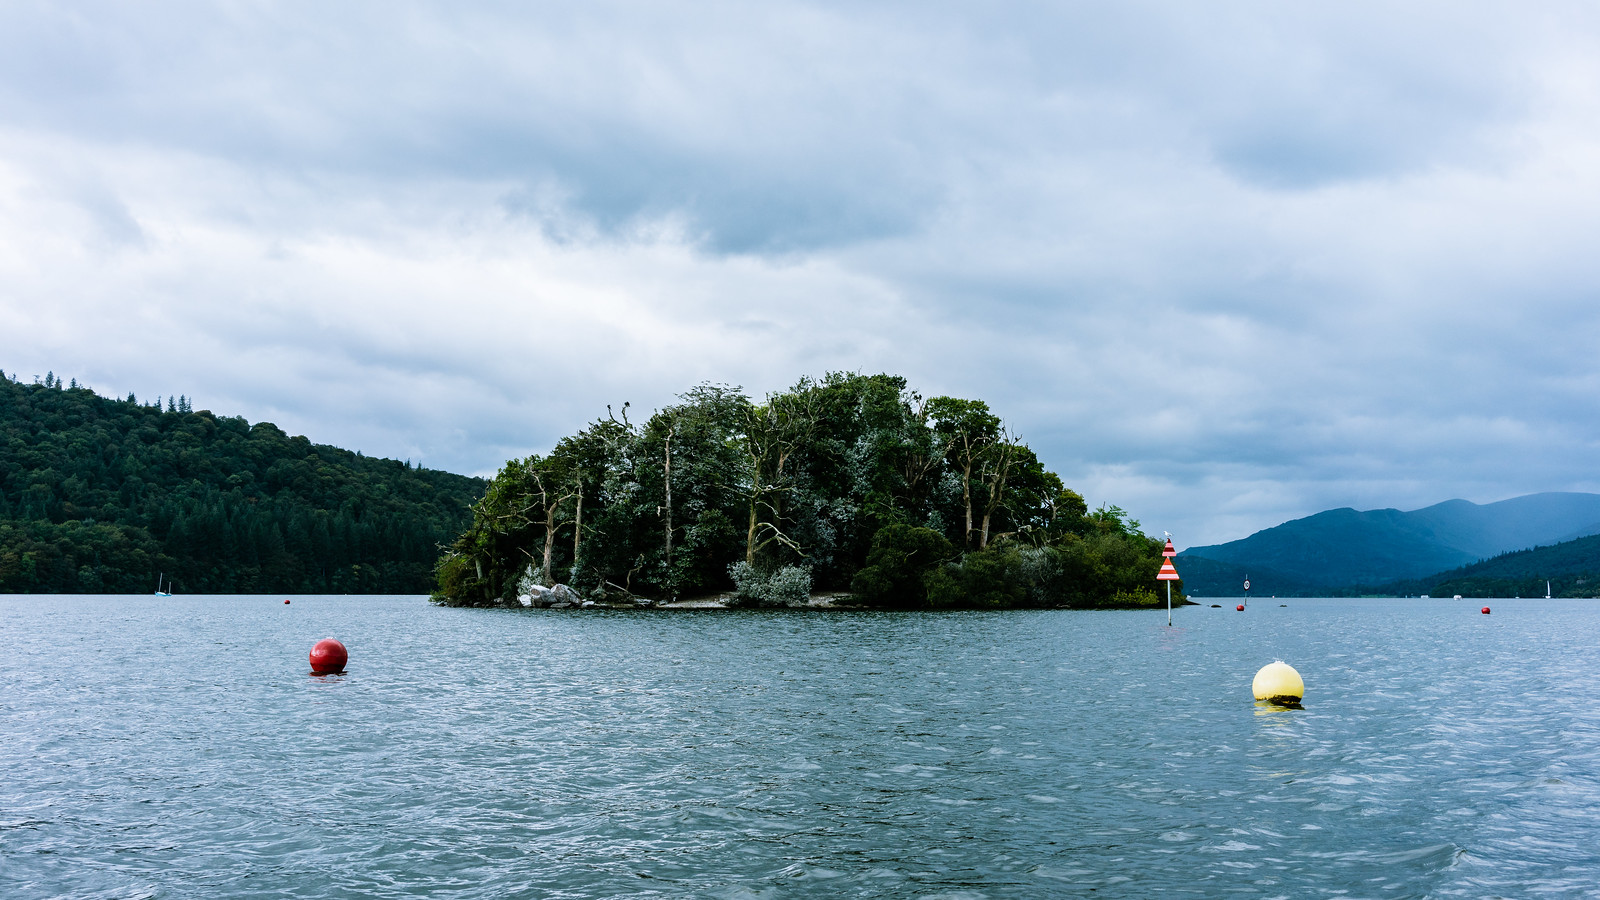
3;596;1598;899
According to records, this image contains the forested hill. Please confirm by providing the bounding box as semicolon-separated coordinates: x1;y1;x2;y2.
0;370;487;594
1378;533;1600;599
435;372;1178;610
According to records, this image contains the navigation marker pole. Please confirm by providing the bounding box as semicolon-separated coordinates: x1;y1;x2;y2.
1158;535;1180;626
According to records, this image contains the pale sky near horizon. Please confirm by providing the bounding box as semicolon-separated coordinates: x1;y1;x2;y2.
4;2;1600;548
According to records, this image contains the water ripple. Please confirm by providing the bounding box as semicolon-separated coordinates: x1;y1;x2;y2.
3;596;1600;897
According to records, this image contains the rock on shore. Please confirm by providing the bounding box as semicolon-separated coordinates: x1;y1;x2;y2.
513;584;583;608
508;588;864;610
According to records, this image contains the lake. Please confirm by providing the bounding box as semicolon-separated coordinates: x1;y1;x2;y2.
3;595;1597;898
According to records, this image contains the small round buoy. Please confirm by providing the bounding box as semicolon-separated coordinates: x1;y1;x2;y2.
1253;661;1304;705
1236;604;1245;611
1481;606;1490;615
309;638;347;674
284;599;291;605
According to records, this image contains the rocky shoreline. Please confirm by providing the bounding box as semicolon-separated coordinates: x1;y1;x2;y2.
500;584;1185;611
508;583;864;610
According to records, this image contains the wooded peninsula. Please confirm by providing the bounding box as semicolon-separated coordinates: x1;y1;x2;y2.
0;370;484;593
434;372;1182;610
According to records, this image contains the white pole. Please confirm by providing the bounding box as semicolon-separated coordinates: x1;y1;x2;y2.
1167;581;1172;626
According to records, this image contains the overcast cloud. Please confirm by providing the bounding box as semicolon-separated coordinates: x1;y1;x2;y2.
3;1;1599;547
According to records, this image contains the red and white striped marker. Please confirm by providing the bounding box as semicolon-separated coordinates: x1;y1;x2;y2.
1157;553;1180;626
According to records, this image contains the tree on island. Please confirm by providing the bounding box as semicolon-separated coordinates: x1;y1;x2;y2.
432;372;1183;609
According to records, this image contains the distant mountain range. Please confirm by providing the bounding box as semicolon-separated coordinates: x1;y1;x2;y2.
1177;492;1600;596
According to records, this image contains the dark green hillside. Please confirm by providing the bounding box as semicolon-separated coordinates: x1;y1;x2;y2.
435;372;1182;610
0;369;486;593
1182;492;1600;590
1381;533;1600;599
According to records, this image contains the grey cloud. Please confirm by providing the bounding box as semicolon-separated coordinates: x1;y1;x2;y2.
0;1;1541;258
0;1;951;252
4;0;1600;546
991;1;1541;188
71;178;147;250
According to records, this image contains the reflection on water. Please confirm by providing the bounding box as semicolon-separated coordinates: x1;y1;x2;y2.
1252;700;1300;722
3;595;1599;898
1253;699;1304;717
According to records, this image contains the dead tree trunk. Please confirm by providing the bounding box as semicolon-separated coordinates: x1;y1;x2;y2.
663;424;675;597
571;481;583;576
978;436;1019;549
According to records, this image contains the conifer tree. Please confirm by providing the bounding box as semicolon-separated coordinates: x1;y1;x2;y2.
0;374;485;594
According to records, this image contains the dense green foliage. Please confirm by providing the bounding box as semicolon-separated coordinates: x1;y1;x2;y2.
0;370;486;593
434;372;1180;609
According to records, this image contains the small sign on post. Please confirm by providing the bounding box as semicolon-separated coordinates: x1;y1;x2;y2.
1157;548;1180;626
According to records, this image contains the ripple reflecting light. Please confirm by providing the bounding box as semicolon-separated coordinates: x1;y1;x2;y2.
2;596;1598;898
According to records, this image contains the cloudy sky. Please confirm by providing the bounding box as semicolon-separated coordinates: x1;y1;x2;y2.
3;1;1599;547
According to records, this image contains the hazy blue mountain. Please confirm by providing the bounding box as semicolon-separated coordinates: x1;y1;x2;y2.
1164;554;1316;599
1178;492;1600;591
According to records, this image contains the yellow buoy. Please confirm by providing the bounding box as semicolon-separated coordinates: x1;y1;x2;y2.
1252;661;1304;706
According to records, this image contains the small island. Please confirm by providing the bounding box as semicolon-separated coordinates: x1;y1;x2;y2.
434;372;1183;610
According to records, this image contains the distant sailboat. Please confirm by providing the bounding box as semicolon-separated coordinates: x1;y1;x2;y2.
154;573;172;597
1547;581;1552;599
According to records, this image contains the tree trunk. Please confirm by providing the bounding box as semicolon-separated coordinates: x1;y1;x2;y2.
542;504;558;586
962;458;974;548
571;483;583;575
663;427;674;596
978;442;1016;549
746;497;759;564
745;468;767;564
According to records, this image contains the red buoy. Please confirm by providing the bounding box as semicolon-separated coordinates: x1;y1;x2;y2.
284;599;291;604
1236;604;1245;611
309;638;348;674
1481;606;1491;615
